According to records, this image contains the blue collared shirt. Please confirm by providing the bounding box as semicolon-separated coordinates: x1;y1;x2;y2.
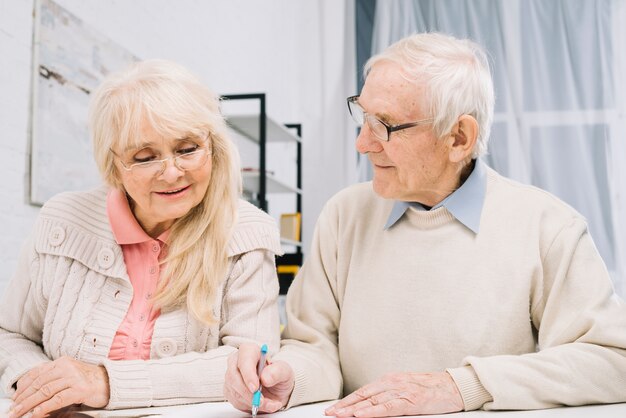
384;159;487;234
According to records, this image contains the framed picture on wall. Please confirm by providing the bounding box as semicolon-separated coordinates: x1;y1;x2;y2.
29;0;137;205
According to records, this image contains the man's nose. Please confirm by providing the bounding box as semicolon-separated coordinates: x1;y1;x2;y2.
355;124;384;154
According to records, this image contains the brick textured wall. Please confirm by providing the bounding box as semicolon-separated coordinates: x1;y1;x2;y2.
0;0;41;296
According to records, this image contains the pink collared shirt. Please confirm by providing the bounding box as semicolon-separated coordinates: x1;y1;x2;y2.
106;189;169;360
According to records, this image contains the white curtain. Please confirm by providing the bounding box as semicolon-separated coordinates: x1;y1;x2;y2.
366;0;626;296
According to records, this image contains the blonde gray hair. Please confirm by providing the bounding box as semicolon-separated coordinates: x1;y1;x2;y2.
88;59;241;325
365;32;495;157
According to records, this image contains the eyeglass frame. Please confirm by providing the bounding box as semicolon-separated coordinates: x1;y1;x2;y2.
346;95;434;142
110;135;212;177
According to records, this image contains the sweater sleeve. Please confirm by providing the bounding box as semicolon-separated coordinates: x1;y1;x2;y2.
272;203;343;408
448;217;626;410
102;249;281;409
0;235;51;393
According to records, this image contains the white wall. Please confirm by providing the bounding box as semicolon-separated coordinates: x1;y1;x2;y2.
0;0;357;295
0;0;43;296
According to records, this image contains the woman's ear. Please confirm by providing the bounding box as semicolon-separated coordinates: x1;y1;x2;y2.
448;114;479;163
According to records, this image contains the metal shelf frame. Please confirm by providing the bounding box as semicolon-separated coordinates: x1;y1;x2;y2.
222;93;302;256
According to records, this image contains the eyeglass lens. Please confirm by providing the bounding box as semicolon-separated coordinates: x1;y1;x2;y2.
349;100;388;141
131;148;209;177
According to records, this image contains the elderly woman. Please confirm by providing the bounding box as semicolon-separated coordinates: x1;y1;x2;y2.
0;60;282;418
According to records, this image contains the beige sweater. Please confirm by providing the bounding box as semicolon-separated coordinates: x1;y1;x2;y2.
276;167;626;411
0;187;283;409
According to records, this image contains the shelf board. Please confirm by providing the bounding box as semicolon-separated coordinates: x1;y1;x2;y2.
242;171;302;194
226;114;301;143
280;238;302;247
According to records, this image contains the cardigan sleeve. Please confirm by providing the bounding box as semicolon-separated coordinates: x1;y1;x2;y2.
0;235;51;393
220;249;281;352
448;217;626;410
102;247;282;409
272;202;343;408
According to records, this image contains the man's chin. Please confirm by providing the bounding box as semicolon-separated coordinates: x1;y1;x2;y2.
372;182;396;200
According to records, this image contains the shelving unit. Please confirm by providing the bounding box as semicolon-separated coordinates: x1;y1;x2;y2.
222;93;303;268
242;171;301;195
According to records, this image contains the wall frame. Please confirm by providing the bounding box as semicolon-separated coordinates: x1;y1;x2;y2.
29;0;137;205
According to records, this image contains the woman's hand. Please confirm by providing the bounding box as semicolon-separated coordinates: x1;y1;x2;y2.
9;356;110;418
224;343;294;413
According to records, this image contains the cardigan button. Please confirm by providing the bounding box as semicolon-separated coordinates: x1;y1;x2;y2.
97;248;115;269
49;226;66;246
156;338;177;358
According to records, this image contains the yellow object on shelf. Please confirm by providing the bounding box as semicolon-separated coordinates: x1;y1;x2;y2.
277;265;299;275
280;212;301;242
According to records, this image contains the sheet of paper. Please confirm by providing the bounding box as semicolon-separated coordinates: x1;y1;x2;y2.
159;401;334;418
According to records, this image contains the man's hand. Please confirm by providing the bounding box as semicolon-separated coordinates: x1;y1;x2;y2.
8;356;110;418
325;371;463;417
224;343;295;413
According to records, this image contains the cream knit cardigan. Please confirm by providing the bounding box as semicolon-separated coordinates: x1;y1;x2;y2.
0;187;283;409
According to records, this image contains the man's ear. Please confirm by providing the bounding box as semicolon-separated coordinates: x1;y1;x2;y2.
448;114;479;163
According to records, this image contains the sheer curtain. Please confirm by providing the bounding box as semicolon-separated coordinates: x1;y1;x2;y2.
363;0;626;296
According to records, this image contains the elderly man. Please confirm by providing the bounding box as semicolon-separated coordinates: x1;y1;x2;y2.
224;33;626;416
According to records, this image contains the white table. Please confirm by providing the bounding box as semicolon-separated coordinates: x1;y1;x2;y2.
159;401;626;418
1;398;625;417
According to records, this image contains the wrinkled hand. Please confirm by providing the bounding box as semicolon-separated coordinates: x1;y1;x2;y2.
325;371;463;417
224;343;295;414
9;356;110;418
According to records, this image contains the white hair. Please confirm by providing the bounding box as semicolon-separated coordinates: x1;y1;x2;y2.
365;32;495;157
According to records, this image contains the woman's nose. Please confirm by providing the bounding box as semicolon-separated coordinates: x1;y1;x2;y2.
157;157;184;182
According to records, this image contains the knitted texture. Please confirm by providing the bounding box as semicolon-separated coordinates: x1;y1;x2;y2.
276;167;626;410
0;186;283;409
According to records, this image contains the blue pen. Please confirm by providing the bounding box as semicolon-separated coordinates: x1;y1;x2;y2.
251;344;268;418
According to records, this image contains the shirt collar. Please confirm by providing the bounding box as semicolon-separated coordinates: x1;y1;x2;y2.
106;189;170;244
384;159;487;233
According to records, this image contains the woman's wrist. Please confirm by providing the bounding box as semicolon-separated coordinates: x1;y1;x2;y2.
92;365;110;408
